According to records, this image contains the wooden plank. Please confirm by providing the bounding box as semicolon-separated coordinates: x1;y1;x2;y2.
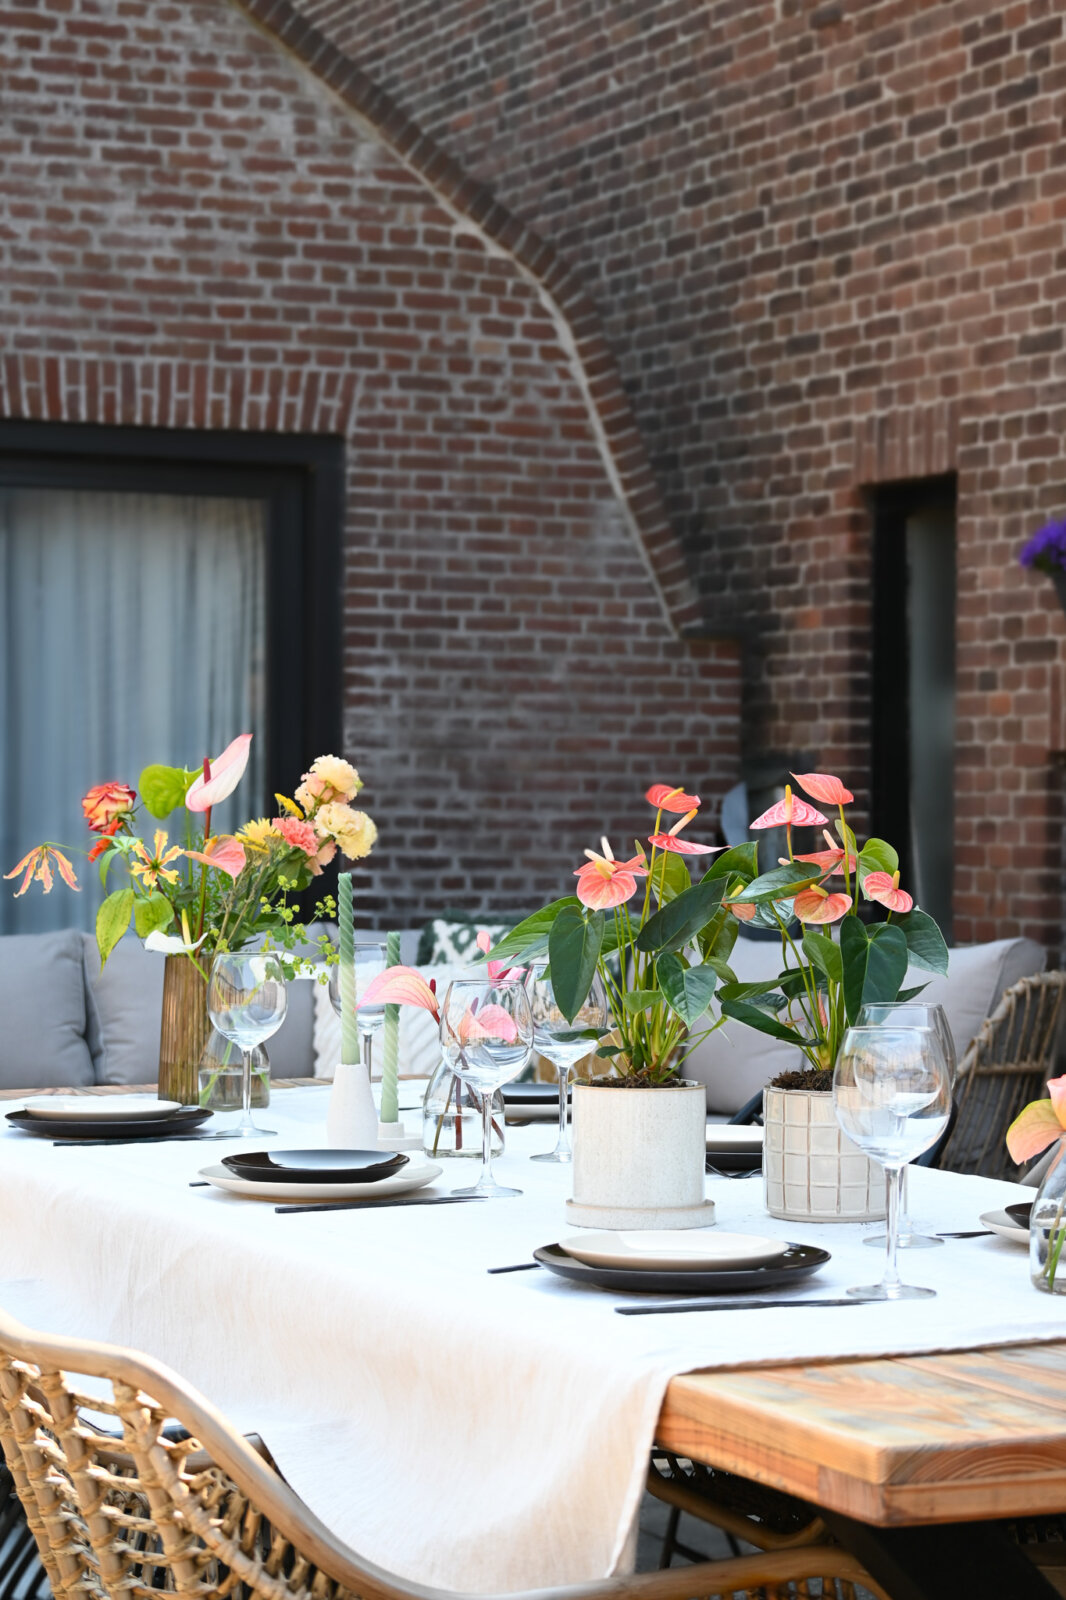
658;1343;1066;1526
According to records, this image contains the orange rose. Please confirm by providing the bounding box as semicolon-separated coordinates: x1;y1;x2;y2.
82;782;136;835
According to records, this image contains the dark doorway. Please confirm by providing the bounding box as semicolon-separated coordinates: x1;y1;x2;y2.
869;475;957;942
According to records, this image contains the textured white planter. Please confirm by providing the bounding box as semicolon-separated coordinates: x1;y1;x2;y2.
566;1080;714;1230
763;1086;885;1223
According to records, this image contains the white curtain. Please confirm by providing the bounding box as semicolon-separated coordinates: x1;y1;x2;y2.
0;488;267;934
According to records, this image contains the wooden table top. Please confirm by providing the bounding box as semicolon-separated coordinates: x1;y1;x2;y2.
656;1338;1066;1527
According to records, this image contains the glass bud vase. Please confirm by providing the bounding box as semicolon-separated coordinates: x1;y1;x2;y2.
1030;1143;1066;1294
422;1058;504;1160
197;1033;270;1112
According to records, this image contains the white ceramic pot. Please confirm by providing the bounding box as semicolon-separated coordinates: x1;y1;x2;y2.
566;1080;714;1230
763;1086;885;1223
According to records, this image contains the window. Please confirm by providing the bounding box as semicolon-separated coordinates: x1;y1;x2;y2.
870;476;957;941
0;424;343;934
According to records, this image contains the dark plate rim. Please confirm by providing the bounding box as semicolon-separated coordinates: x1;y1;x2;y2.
6;1106;211;1138
532;1240;830;1295
220;1148;409;1184
1005;1201;1033;1230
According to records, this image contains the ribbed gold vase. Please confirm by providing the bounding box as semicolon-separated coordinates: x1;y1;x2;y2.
158;954;210;1105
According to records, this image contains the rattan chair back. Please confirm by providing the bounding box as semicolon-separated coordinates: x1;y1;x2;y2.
937;971;1066;1181
0;1307;882;1600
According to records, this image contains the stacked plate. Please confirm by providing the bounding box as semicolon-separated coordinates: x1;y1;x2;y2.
501;1082;567;1123
199;1147;443;1202
6;1096;211;1141
979;1201;1031;1243
706;1124;764;1173
534;1228;829;1294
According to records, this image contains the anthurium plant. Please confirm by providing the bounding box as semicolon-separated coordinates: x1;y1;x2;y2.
713;772;949;1088
5;739;376;976
484;784;734;1085
1007;1078;1066;1289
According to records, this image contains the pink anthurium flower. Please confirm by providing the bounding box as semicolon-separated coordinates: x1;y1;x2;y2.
475;929;525;981
185;734;253;814
749;785;828;830
784;829;857;875
359;965;441;1022
645;783;701;813
862;870;913;914
574;837;647;909
1007;1076;1066;1164
455;1003;518;1046
184;836;247;882
791;772;854;807
793;886;851;924
648;809;722;856
725;899;756;922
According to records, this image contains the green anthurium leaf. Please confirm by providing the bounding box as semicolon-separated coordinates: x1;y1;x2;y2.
840;918;909;1024
653;849;691;904
139;764;191;820
701;842;758;883
96;888;134;966
657;953;719;1026
858;837;899;888
701;912;738;965
596;1043;623;1058
486;898;581;966
551;1027;603;1045
802;929;842;984
704;955;737;985
133;893;174;939
893;908;950;976
718;982;788;1009
751;897;795;930
897;982;930;1002
623;988;665;1014
728;864;822;904
779;969;812;1000
634;877;727;954
834;818;859;860
720;997;799;1043
547;906;604;1023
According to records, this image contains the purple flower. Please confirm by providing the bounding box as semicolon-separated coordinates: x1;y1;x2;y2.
1020;520;1066;575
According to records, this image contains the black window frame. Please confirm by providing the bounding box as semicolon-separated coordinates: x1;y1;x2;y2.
0;420;344;810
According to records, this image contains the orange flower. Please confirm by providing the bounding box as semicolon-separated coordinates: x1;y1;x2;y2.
793;886;850;924
862;870;913;914
184;836;247;882
82;782;136;835
129;831;182;890
648;809;720;856
5;845;79;897
645;783;701;814
1007;1076;1066;1165
574;837;647;910
790;772;854;807
749;785;827;830
785;829;857;876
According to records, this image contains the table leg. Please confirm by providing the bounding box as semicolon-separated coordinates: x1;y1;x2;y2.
820;1510;1063;1600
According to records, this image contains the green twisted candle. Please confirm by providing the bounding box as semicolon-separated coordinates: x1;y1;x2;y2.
338;873;360;1064
381;929;401;1124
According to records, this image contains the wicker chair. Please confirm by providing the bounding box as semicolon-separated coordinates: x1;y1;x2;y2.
0;1307;886;1600
935;971;1066;1181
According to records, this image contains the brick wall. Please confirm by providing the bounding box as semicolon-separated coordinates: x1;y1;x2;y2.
0;0;741;925
274;0;1066;950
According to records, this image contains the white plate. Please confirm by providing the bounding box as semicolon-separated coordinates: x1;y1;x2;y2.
706;1124;764;1153
21;1096;184;1123
198;1159;443;1203
980;1208;1030;1245
560;1229;789;1272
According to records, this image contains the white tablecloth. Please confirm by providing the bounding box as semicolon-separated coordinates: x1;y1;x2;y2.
0;1086;1059;1594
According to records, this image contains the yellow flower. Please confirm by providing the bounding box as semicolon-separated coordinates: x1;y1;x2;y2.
129;829;182;890
4;845;79;897
314;802;377;861
239;818;280;852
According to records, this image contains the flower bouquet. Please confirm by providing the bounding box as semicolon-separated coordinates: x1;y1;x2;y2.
1008;1078;1066;1293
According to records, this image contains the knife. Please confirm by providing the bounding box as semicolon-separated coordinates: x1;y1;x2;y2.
52;1134;218;1147
615;1296;865;1315
274;1194;488;1215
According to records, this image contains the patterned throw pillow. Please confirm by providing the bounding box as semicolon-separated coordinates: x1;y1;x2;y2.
415;916;514;966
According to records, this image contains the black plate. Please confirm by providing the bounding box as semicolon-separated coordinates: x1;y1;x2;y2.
6;1107;211;1141
220;1148;409;1184
1006;1201;1033;1231
501;1082;569;1106
532;1240;830;1295
705;1151;762;1173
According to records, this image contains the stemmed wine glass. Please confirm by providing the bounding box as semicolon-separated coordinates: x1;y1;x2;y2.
329;941;388;1080
207;952;287;1139
857;1003;957;1251
440;977;533;1199
527;963;607;1164
833;1024;952;1300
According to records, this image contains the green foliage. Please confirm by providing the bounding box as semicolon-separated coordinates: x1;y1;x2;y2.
702;842;758;882
802;929;842;984
634;876;727;954
547;906;604;1023
133;893;174;939
840;919;909;1024
720;997;799;1043
653;850;691;904
138;765;192;820
894;909;949;976
96;888;134;965
728;864;821;904
657;953;719;1026
623;989;665;1014
857;837;899;886
485;898;581;966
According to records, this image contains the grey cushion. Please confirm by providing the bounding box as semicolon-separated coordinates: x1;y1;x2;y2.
0;930;95;1089
83;935;166;1086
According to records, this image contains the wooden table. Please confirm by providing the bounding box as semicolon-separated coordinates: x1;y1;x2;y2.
657;1341;1066;1597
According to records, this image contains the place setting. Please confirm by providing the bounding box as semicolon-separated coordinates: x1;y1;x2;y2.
5;1095;215;1145
194;1147;453;1211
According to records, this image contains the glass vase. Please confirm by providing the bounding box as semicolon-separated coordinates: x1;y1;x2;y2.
1030;1143;1066;1294
198;1034;270;1111
158;954;210;1105
422;1058;504;1159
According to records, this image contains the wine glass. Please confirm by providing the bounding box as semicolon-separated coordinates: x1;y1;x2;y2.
207;953;287;1139
857;1003;957;1251
526;963;606;1164
440;977;533;1198
833;1024;951;1301
329;942;388;1081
